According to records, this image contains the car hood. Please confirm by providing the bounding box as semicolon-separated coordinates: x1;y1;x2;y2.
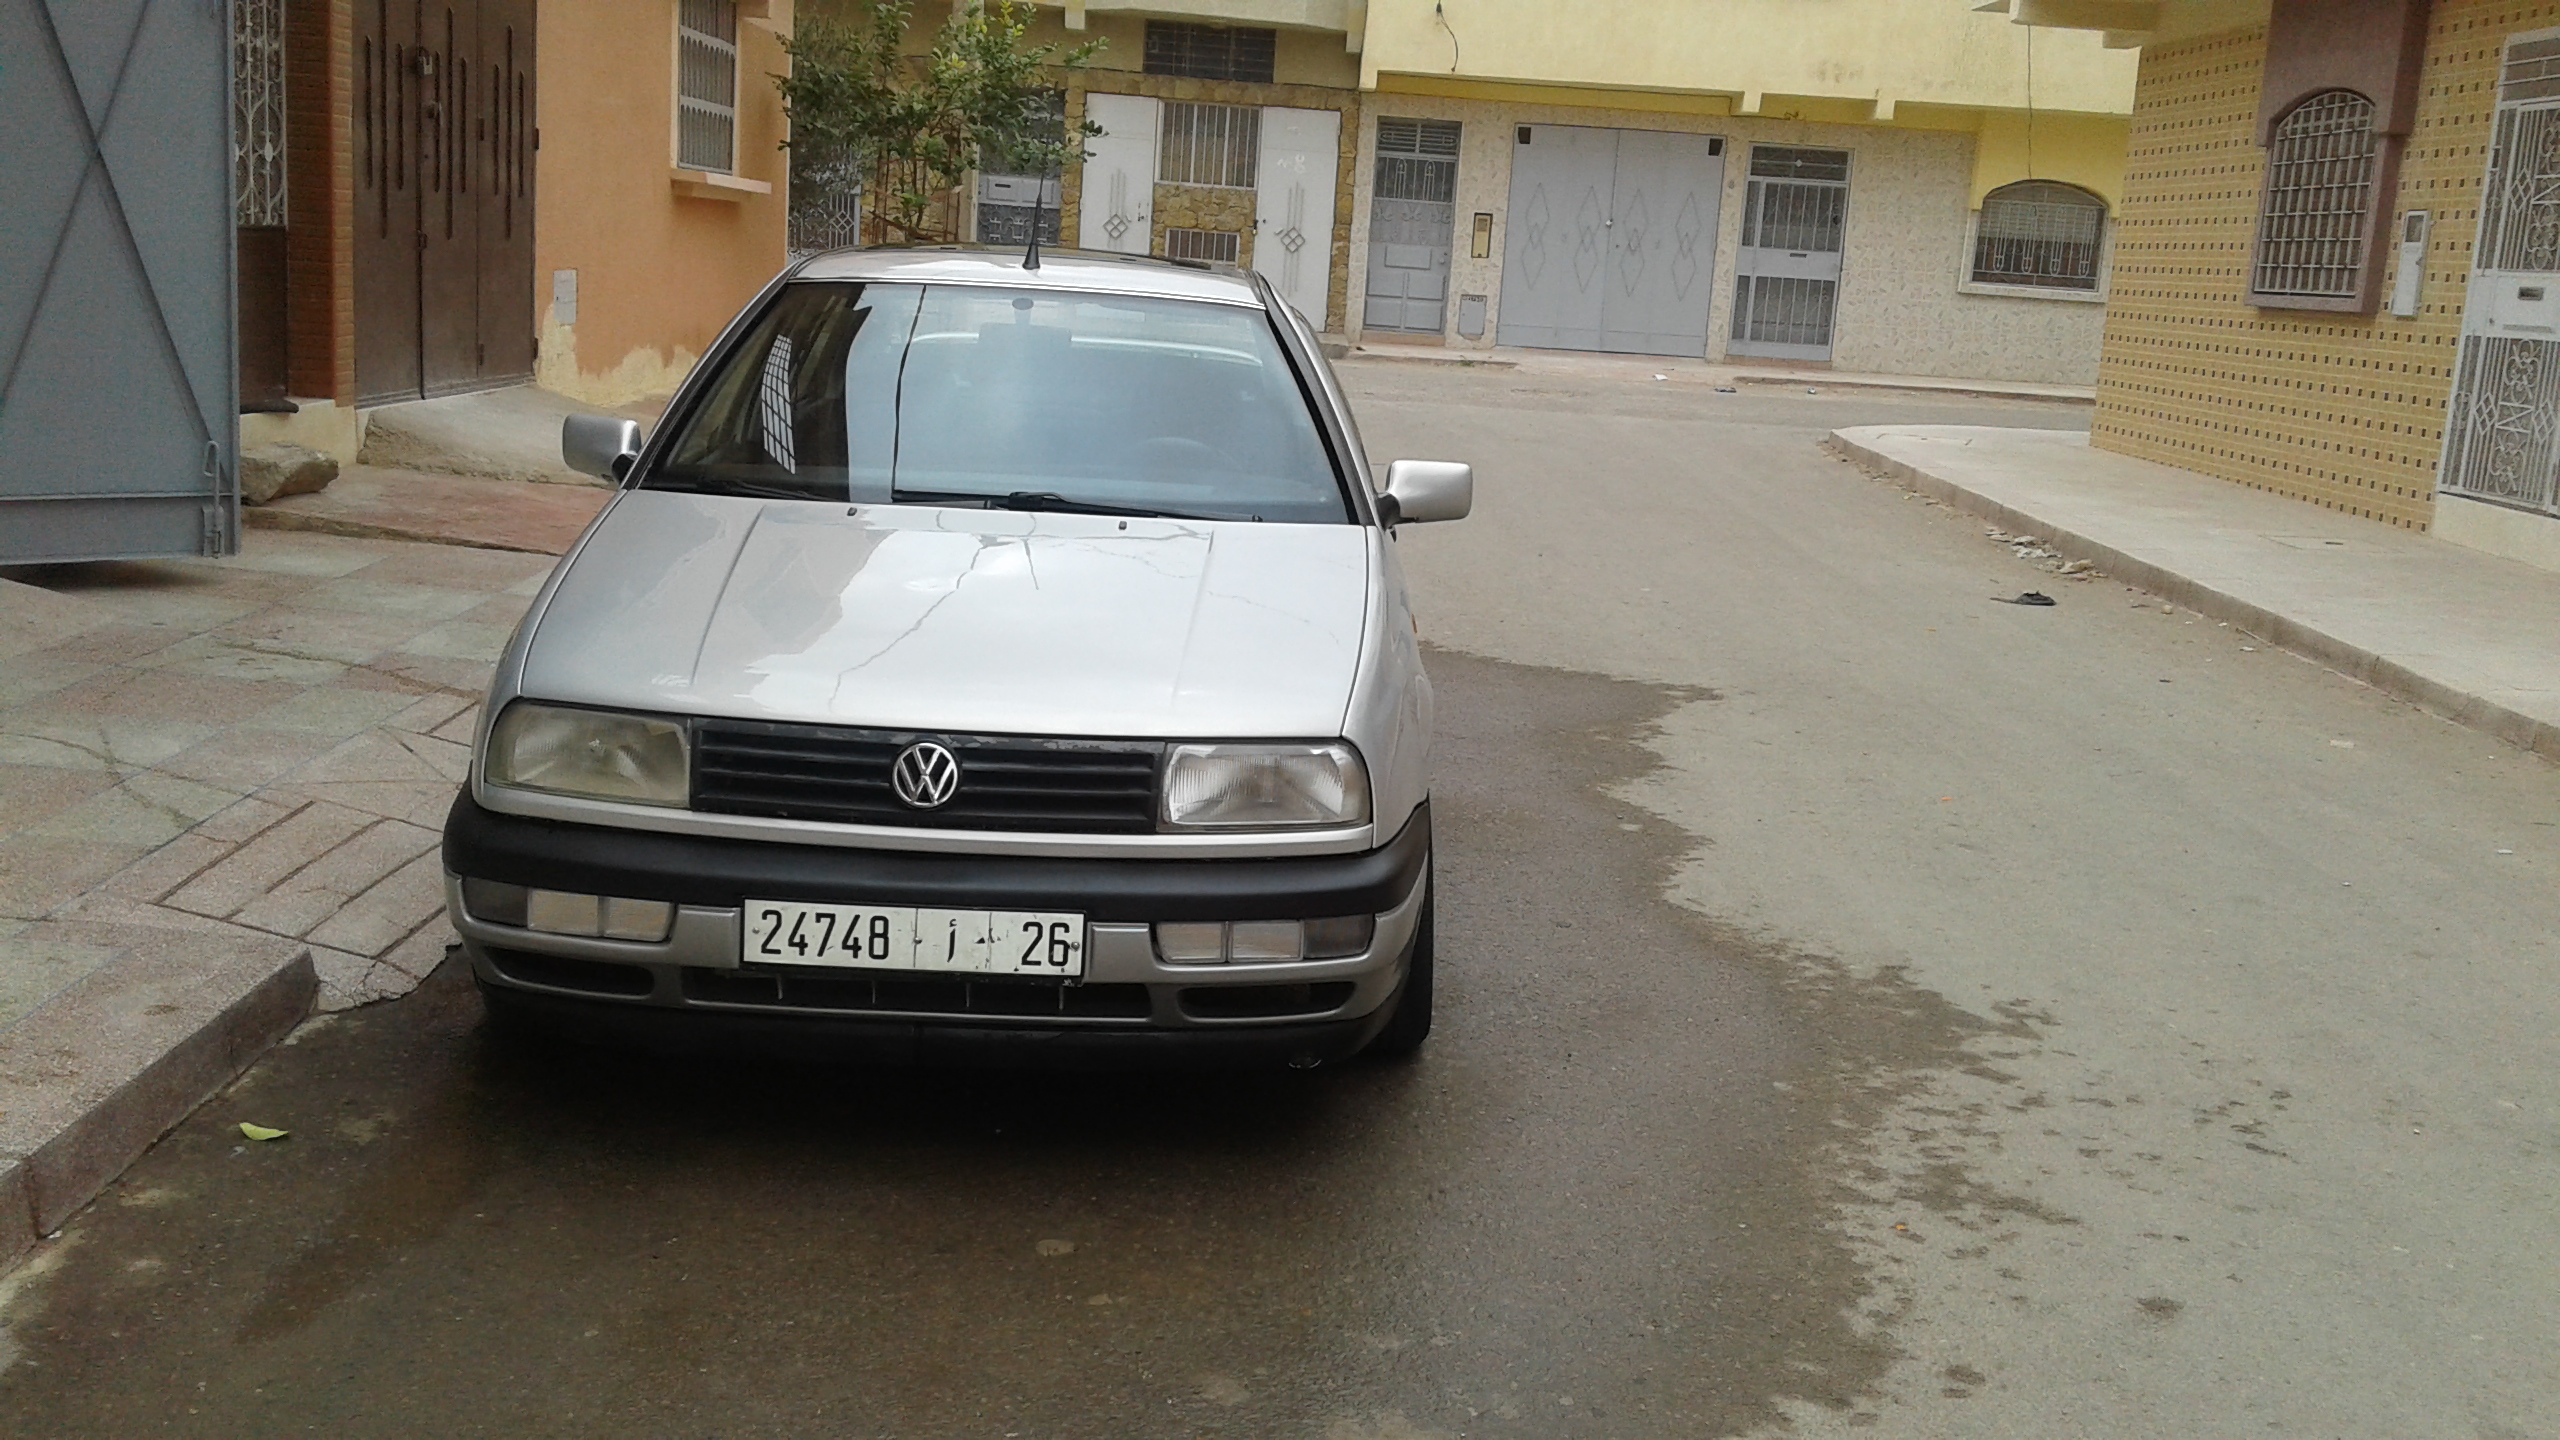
520;491;1374;738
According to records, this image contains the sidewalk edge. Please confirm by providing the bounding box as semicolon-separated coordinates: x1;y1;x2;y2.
2;942;317;1271
1824;432;2560;764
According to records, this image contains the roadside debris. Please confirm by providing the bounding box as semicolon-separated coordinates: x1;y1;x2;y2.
238;1123;289;1142
1994;591;2057;606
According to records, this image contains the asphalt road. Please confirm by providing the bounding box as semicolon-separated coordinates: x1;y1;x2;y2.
5;370;2555;1440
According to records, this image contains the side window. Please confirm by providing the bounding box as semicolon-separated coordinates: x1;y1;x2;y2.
2252;89;2381;303
1160;102;1260;189
676;0;739;174
1971;181;2107;291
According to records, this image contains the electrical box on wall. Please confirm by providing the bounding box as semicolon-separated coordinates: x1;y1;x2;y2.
1457;294;1487;339
2390;211;2428;318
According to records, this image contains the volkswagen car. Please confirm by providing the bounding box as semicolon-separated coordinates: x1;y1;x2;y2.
439;247;1471;1066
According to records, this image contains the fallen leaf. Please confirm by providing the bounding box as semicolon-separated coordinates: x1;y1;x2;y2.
239;1123;289;1142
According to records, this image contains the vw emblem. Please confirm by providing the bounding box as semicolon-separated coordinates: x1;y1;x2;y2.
890;741;961;810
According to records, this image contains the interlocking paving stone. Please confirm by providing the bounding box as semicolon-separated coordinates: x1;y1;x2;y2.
228;819;439;939
164;802;376;920
307;852;448;957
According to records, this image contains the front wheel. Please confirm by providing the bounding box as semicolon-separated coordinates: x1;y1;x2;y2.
1362;880;1434;1060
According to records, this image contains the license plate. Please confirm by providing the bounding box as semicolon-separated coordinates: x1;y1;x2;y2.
741;901;1087;979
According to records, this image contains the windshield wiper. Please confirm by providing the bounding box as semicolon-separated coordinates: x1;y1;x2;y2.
890;488;1245;522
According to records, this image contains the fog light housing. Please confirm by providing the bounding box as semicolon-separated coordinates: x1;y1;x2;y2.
467;881;673;943
1302;915;1376;959
1155;922;1227;964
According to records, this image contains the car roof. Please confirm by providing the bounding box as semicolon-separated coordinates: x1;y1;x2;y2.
790;246;1270;308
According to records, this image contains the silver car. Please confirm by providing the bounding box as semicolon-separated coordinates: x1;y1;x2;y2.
440;248;1471;1066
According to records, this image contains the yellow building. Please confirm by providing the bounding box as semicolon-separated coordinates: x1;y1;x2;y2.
234;0;794;459
2021;0;2560;568
1341;0;2137;378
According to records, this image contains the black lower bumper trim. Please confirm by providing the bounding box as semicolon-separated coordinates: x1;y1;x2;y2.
442;793;1429;923
479;980;1390;1070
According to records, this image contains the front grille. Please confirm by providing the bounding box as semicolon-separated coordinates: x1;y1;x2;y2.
685;967;1154;1020
693;720;1163;833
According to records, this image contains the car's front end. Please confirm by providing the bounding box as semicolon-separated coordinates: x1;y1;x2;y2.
441;249;1467;1066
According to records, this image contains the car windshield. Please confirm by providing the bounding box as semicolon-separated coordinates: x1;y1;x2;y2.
645;281;1351;523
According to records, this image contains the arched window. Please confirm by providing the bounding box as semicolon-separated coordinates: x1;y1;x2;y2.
1971;181;2107;290
2253;90;2381;300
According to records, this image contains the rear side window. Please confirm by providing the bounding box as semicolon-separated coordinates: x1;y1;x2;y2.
648;282;1350;524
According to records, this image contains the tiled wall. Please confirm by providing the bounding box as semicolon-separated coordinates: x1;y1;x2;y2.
1339;95;2109;382
2091;4;2556;530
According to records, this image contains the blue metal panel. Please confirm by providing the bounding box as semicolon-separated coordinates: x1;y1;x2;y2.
0;0;237;562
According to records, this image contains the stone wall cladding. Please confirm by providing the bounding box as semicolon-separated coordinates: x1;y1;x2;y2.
1338;94;2106;383
1063;75;1360;332
2090;4;2546;531
1153;183;1260;264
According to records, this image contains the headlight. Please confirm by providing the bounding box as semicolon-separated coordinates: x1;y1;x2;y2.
485;703;689;807
1161;742;1369;830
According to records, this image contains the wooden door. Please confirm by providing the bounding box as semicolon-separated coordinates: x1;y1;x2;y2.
356;0;533;405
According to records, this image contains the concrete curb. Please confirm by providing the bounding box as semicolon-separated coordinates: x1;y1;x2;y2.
1342;349;1521;370
0;925;316;1270
241;504;558;555
1825;432;2560;764
1743;373;2094;404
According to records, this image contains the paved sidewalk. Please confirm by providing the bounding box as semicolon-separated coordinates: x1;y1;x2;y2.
248;462;612;553
1348;339;2097;403
1832;423;2560;761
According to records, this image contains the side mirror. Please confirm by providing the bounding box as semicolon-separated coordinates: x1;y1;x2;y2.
1378;459;1473;526
563;414;643;480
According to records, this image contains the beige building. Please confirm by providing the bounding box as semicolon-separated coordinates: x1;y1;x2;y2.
2023;0;2560;568
1340;0;2139;379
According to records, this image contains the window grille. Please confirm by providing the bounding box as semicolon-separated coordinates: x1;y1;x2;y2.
1972;181;2104;289
232;0;287;226
1730;275;1838;348
1143;22;1275;83
1164;228;1241;265
1375;118;1460;204
677;0;739;174
2252;90;2379;299
1748;146;1850;182
1159;102;1259;189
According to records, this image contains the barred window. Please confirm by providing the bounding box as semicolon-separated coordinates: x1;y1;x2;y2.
1160;102;1259;189
1164;228;1241;265
1375;117;1460;204
232;0;286;226
1971;181;2105;290
2252;90;2379;300
677;0;739;174
1143;21;1275;83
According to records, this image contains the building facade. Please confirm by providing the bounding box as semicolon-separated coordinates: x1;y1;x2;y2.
2027;0;2560;569
234;0;793;459
1338;0;2138;380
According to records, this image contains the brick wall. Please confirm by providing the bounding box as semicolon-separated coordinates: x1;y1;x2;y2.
2091;3;2558;530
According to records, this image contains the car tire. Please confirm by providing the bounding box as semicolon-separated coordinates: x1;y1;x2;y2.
1363;878;1434;1060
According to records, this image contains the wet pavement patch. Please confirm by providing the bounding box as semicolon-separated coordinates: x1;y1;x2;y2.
0;650;2002;1439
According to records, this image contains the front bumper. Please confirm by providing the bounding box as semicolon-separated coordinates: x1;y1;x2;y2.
441;793;1429;1062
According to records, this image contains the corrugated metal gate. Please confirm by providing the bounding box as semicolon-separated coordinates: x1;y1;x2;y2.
2439;30;2560;519
1;0;239;564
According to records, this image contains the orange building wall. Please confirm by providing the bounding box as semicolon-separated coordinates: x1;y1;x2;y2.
2090;2;2550;531
533;0;793;405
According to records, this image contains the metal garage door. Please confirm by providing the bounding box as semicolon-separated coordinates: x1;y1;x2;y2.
1496;125;1724;357
1;0;238;564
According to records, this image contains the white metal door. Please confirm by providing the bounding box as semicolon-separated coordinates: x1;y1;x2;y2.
1077;93;1157;255
1496;124;1616;350
1363;117;1459;334
2439;29;2560;519
1729;146;1850;362
1598;130;1723;356
1253;106;1339;326
2;0;238;562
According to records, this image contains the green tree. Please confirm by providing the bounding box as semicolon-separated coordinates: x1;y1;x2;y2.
776;0;1103;248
